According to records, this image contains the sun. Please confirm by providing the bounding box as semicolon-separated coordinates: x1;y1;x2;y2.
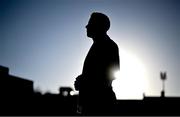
112;48;148;99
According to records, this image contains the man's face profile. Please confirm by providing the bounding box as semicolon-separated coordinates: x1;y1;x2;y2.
86;17;96;38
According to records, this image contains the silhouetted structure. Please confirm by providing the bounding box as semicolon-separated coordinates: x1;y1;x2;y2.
160;71;167;97
0;65;34;115
0;65;180;115
59;87;73;96
115;92;180;116
0;65;33;97
74;12;120;115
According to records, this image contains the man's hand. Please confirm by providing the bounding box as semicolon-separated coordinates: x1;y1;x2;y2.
74;75;83;91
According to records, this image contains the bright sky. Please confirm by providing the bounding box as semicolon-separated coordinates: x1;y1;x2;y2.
0;0;180;99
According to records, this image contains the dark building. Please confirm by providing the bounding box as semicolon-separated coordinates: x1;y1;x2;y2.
0;65;34;115
0;65;33;97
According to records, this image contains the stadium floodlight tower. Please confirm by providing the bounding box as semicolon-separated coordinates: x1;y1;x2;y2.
160;72;167;97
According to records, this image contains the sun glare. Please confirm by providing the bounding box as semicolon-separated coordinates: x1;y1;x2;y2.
112;48;148;99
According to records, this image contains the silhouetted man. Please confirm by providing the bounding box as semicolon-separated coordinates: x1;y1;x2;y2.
74;12;120;115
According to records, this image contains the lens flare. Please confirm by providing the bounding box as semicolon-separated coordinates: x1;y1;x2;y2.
112;48;148;99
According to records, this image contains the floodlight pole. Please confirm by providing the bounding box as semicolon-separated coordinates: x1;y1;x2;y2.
160;72;167;97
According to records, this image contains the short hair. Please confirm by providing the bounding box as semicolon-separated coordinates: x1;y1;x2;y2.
89;12;110;32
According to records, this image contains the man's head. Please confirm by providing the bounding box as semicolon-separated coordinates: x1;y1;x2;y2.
86;12;110;38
